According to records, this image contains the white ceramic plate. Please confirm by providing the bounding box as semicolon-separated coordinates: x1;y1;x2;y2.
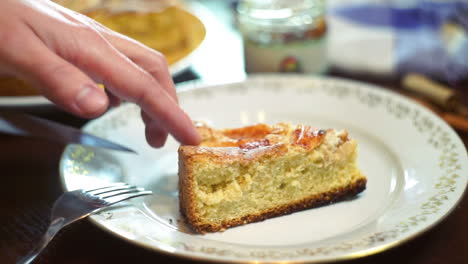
59;75;468;263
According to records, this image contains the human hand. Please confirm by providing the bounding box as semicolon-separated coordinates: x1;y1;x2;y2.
0;0;201;147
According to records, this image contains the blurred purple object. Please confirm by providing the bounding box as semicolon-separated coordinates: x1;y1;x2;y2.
332;1;468;83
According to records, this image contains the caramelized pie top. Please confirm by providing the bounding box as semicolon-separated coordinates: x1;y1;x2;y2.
195;122;348;151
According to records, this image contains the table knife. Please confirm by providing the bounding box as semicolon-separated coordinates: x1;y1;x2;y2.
0;111;136;153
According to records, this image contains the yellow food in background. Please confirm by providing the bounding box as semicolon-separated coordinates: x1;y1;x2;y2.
0;77;39;96
0;5;205;96
85;6;205;65
87;7;179;64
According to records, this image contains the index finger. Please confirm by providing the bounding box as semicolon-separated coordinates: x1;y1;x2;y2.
99;30;179;103
70;28;200;145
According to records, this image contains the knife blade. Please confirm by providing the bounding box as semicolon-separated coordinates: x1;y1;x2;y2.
0;111;136;153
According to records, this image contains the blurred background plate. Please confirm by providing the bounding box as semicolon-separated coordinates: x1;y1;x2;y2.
0;0;206;109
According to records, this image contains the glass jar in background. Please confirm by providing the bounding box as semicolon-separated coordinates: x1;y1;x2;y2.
237;0;328;74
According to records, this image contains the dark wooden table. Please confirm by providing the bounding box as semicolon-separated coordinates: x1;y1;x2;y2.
1;1;468;263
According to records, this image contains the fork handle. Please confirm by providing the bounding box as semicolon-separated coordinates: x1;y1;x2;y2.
17;217;65;264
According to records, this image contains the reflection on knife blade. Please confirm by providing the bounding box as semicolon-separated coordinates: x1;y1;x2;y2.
0;111;136;153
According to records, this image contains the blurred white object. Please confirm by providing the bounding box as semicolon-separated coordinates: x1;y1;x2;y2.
328;12;395;76
327;0;468;82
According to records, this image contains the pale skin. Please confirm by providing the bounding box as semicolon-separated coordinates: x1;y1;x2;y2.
0;0;201;147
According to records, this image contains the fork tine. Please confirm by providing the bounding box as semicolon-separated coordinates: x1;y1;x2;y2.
89;185;136;196
99;187;145;199
84;182;127;192
103;190;153;205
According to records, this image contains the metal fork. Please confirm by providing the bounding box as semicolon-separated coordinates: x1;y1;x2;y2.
17;183;152;264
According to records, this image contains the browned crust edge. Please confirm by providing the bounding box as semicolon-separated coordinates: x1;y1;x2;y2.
180;178;367;234
178;148;195;231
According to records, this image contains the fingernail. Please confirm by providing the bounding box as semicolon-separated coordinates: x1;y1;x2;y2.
75;84;108;115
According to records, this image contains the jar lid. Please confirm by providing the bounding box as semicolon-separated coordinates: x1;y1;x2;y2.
237;0;325;30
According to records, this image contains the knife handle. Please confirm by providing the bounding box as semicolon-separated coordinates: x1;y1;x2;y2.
402;73;455;107
402;73;468;118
